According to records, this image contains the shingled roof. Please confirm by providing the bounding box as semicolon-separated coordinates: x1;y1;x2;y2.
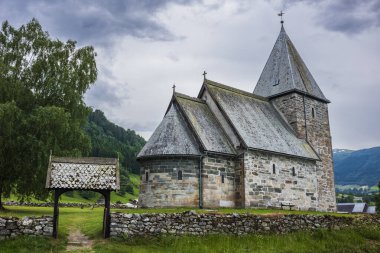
202;80;319;160
46;156;119;190
254;25;329;103
137;103;201;158
175;93;235;155
137;92;236;158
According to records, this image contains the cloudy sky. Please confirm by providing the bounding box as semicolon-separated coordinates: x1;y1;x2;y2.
1;0;379;150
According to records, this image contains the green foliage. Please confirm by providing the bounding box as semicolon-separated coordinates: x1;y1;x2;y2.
79;191;98;200
0;19;97;206
336;194;354;203
85;109;145;173
84;109;145;196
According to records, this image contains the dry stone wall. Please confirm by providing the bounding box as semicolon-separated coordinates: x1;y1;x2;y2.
0;216;53;240
110;211;380;238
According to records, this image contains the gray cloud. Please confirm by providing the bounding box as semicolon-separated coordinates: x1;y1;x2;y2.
0;0;198;44
85;80;126;107
1;0;379;150
283;0;380;34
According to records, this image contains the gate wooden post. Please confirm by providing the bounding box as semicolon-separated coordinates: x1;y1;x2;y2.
103;190;111;238
53;189;60;238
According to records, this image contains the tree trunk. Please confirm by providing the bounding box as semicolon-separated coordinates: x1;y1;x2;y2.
0;188;4;210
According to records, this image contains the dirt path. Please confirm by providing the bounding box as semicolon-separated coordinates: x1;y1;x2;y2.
66;228;94;252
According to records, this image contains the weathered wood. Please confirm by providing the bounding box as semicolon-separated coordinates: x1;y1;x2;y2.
53;189;60;239
47;156;119;239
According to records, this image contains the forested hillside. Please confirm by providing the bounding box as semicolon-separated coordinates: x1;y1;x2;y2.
84;109;145;196
334;147;380;187
85;109;145;174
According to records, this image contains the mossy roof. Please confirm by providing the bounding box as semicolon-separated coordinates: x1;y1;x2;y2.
175;93;235;155
204;80;319;160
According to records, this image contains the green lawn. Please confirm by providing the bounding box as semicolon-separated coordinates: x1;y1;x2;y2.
0;206;378;253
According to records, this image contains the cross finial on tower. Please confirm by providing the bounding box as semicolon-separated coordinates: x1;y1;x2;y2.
172;84;176;93
202;70;207;81
278;10;285;24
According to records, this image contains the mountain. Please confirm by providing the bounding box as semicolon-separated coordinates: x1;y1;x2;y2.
333;147;380;186
85;109;146;174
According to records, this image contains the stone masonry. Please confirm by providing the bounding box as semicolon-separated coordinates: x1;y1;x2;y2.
139;157;200;207
244;150;318;211
202;156;237;208
139;156;241;208
272;93;336;212
0;216;53;240
110;211;380;238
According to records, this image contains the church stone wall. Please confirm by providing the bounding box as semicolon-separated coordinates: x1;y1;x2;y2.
244;150;318;211
138;158;200;208
272;93;336;212
303;96;336;212
202;156;237;208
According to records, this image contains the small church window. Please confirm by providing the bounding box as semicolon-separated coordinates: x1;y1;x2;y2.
272;164;276;174
292;167;296;176
145;171;149;182
178;170;183;180
312;108;315;118
221;174;225;184
273;79;280;86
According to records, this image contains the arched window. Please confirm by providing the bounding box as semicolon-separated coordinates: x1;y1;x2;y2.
178;170;183;180
145;171;149;182
312;108;315;118
221;174;225;184
292;167;296;176
272;164;276;174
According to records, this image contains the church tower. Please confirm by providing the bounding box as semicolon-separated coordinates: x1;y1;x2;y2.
254;24;336;212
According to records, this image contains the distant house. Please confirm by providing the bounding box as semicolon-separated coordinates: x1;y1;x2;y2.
337;203;376;214
366;206;377;214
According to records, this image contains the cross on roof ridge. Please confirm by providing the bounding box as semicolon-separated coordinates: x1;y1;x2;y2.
278;10;285;24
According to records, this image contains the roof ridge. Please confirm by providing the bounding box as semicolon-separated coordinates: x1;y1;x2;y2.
51;156;118;164
174;92;206;103
205;79;269;102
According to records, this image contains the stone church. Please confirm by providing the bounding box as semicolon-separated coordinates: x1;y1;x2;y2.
137;24;336;212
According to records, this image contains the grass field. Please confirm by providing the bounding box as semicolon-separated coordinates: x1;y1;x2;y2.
0;206;379;253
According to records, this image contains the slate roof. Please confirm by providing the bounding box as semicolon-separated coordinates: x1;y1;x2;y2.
46;156;119;190
337;203;368;213
254;25;329;102
175;93;235;155
366;206;376;214
137;103;201;158
203;80;319;160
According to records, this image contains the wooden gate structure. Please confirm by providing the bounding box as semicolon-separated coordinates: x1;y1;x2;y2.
45;156;120;239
